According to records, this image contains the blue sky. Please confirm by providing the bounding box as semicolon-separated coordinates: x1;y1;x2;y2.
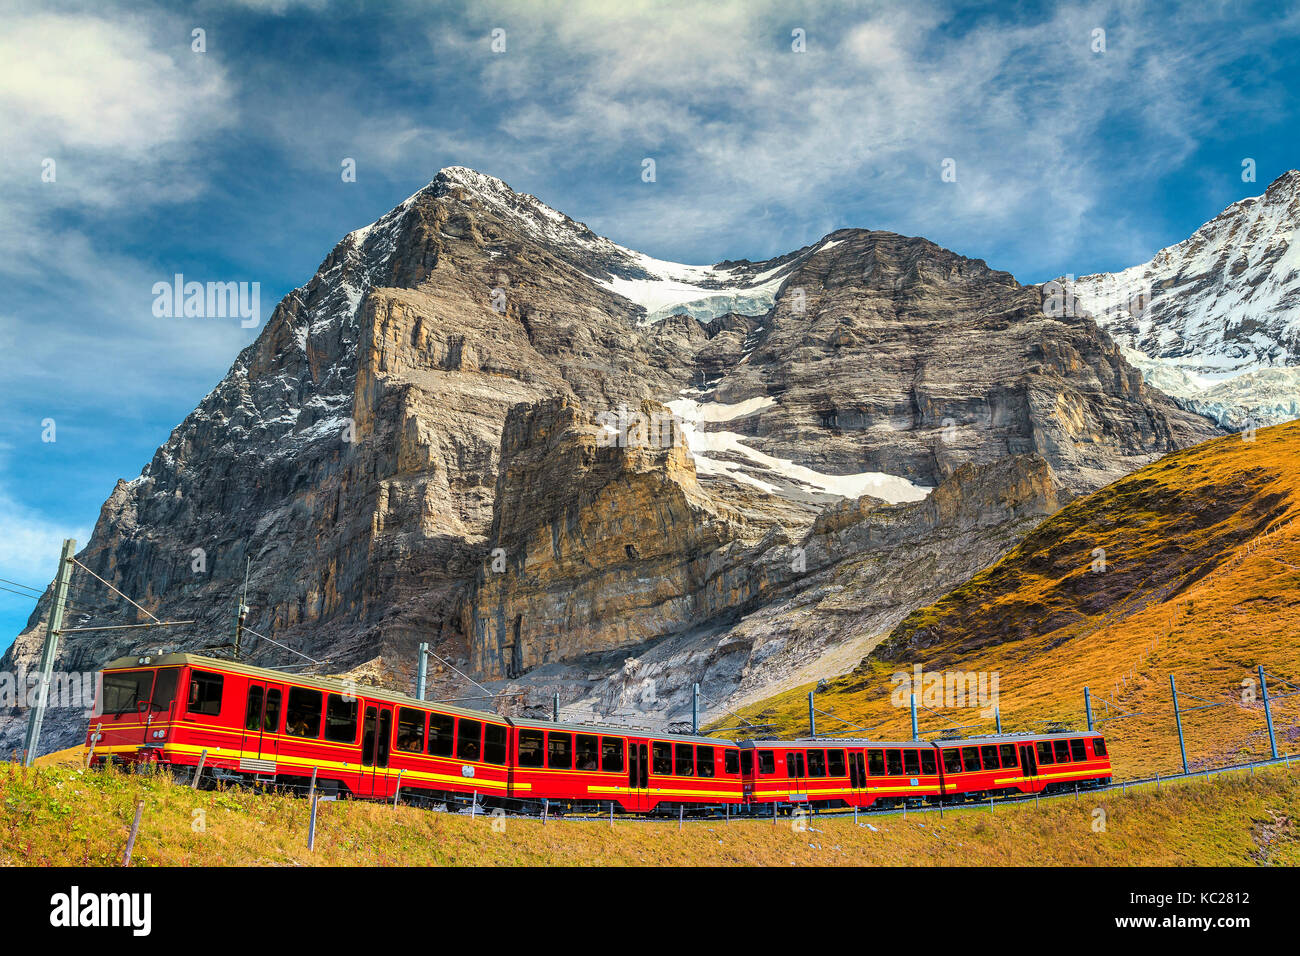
2;0;1299;648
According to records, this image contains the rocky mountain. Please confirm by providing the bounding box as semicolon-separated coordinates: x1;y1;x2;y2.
1067;169;1300;429
0;167;1219;755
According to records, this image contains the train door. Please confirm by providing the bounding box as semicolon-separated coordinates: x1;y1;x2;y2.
360;703;394;798
787;749;807;800
626;739;649;812
240;681;282;772
1019;743;1039;792
848;750;868;805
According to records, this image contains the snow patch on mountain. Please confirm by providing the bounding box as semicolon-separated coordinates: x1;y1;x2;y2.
667;395;931;504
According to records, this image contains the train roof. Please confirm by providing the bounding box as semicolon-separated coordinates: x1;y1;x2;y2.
933;731;1101;746
105;653;741;744
510;714;737;746
103;652;499;723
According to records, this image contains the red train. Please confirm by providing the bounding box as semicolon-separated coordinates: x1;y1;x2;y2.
85;653;1112;813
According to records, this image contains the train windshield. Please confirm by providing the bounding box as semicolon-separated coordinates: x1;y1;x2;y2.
94;667;181;716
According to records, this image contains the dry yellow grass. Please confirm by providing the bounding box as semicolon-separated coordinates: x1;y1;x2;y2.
1;759;1296;866
729;422;1300;781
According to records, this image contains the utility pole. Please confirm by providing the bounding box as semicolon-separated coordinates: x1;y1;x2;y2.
416;642;428;701
994;705;1002;734
233;557;250;661
807;691;816;738
1259;664;1278;760
1084;686;1094;731
22;538;75;767
692;683;699;735
553;692;559;723
1170;674;1189;775
910;692;919;740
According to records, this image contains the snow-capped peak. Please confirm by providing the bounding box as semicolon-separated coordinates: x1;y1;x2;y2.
1064;169;1300;428
418;165;832;324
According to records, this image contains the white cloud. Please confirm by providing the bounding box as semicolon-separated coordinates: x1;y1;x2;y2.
0;484;91;602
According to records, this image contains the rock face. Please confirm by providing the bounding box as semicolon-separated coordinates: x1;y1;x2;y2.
464;396;744;677
0;166;1220;754
1067;169;1300;428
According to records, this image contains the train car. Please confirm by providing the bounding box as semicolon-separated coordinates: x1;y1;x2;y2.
509;720;743;814
738;738;945;811
86;653;511;804
935;731;1112;800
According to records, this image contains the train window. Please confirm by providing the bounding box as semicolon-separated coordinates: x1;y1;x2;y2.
1093;737;1107;757
758;750;776;775
188;671;224;716
457;719;483;761
285;687;321;737
886;750;904;775
788;751;806;777
576;734;599;771
943;748;962;774
725;750;741;775
827;749;846;776
150;668;179;711
98;670;154;716
1053;740;1070;763
429;713;455;756
324;694;357;743
264;689;282;733
962;747;981;772
548;732;572;769
981;745;1000;769
919;750;936;775
518;729;545;767
602;737;624;772
1000;744;1017;767
867;749;885;776
1036;741;1054;764
698;746;715;777
903;750;920;776
1070;738;1087;761
675;743;695;776
653;742;673;775
396;707;427;753
484;724;507;765
244;686;263;731
807;749;826;777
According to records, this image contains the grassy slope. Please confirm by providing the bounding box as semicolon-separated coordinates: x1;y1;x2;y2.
728;422;1300;780
1;759;1297;866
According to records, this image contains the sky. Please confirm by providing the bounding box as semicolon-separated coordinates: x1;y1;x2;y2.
1;0;1299;648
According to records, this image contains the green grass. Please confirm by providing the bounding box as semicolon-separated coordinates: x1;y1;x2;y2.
2;759;1297;866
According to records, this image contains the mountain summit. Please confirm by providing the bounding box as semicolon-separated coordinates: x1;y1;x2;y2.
1070;170;1300;428
1;167;1218;754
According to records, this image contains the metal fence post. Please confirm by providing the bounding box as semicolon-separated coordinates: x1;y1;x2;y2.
1170;674;1189;775
121;799;144;867
307;793;319;851
191;749;208;789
